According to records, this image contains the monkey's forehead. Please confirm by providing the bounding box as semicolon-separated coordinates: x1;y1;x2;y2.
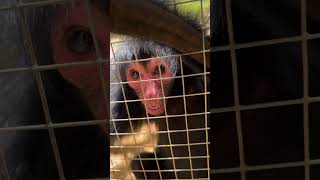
111;39;179;61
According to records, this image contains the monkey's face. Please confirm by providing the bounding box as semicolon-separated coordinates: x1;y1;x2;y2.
126;59;173;116
50;0;109;123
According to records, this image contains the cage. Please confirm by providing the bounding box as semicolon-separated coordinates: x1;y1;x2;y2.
0;0;109;179
0;0;210;180
211;0;320;180
109;0;210;179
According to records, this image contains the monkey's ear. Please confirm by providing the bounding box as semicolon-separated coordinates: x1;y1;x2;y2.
182;58;204;74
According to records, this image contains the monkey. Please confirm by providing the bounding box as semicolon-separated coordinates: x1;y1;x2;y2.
211;0;320;179
0;0;210;179
109;1;210;179
0;0;109;179
110;39;209;179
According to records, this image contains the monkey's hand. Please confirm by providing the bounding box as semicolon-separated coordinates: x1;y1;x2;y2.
110;122;159;179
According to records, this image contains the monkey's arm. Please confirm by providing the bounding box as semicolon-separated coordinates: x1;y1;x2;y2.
110;0;210;68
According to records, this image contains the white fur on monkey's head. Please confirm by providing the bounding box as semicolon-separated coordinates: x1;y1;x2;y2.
111;37;180;78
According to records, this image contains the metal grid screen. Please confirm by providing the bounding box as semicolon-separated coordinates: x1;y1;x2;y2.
211;0;320;180
110;0;210;179
0;0;108;179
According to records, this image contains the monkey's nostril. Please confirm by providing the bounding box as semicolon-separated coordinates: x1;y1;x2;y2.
143;87;158;99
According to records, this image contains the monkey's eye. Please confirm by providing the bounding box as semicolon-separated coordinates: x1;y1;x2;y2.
131;70;140;79
154;65;166;75
67;28;94;54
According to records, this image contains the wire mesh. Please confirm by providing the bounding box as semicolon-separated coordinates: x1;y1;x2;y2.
211;0;320;179
0;0;108;179
110;0;210;179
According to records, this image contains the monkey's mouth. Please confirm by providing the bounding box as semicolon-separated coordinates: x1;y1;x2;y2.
150;106;158;110
145;101;164;115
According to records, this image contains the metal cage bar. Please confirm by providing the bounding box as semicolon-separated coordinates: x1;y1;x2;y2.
210;0;320;178
0;0;108;179
109;0;210;179
0;0;210;179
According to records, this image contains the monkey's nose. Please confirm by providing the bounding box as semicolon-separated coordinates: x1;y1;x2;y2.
142;81;159;99
143;87;157;99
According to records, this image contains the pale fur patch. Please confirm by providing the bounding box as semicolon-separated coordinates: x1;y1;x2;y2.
110;122;159;179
